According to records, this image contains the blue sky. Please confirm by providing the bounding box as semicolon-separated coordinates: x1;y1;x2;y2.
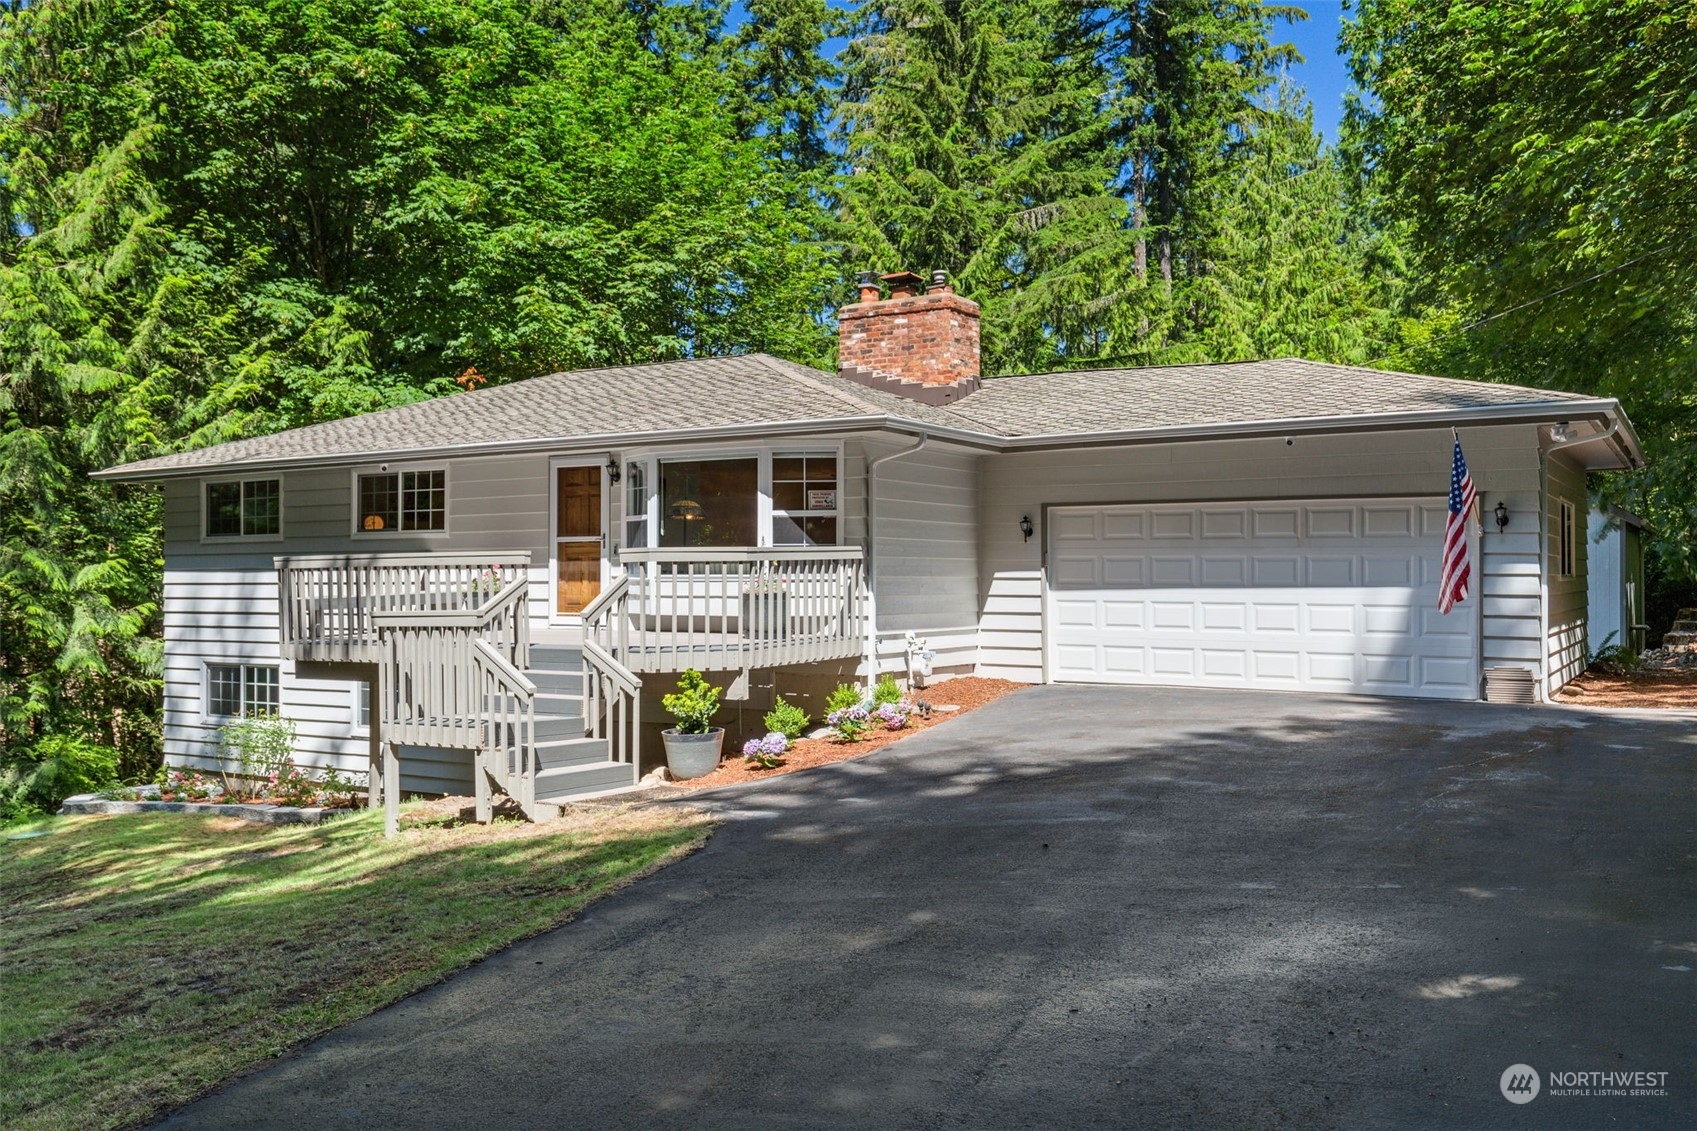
1278;2;1354;144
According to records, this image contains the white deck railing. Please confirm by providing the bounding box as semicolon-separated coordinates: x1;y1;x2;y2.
594;547;867;672
277;551;532;663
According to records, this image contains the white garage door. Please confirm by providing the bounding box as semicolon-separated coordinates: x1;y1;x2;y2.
1047;498;1478;700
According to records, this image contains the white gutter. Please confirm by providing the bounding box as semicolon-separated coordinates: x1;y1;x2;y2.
862;434;929;690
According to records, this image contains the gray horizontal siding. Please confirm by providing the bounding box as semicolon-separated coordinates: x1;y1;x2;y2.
869;442;979;635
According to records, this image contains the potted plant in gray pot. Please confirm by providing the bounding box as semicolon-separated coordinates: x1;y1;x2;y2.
660;669;725;779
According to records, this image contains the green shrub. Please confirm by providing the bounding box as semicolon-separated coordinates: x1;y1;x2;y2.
0;735;121;823
824;682;864;714
216;714;296;795
662;670;722;734
872;674;903;706
762;696;811;740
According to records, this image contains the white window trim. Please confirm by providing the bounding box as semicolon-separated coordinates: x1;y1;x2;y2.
1558;499;1576;577
201;476;285;543
349;462;452;538
618;441;844;556
203;662;281;721
351;680;371;737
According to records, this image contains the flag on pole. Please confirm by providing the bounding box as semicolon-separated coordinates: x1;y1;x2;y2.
1440;431;1478;614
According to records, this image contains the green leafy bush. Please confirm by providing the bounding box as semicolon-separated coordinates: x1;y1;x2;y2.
216;714;296;795
824;683;864;714
762;696;811;740
872;674;903;706
662;670;722;734
0;735;121;823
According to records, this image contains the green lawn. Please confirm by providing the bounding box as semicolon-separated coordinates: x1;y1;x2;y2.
0;803;713;1129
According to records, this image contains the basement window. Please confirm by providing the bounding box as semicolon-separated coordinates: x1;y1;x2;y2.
206;664;280;718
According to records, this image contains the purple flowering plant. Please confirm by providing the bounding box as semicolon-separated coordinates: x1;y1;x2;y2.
741;731;789;769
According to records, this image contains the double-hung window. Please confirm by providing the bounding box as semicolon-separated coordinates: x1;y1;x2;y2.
206;664;280;718
357;469;446;533
205;479;281;538
771;453;839;546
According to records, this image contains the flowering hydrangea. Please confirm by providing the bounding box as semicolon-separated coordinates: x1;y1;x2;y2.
826;705;872;742
741;731;788;769
874;702;912;730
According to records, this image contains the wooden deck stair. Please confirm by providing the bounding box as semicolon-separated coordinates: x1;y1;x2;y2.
521;645;637;809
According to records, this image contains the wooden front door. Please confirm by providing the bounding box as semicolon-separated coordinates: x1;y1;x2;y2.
555;464;603;615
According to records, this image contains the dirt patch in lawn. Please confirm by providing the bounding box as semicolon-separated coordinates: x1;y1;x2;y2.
1555;667;1697;709
671;676;1029;791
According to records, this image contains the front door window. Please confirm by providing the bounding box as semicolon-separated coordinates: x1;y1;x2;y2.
555;465;602;615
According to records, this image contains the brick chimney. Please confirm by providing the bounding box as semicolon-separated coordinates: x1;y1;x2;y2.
838;269;982;406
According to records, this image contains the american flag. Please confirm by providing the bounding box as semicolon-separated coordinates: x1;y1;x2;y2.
1439;432;1478;614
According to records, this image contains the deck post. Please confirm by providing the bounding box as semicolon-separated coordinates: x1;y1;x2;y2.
474;754;492;825
383;740;400;839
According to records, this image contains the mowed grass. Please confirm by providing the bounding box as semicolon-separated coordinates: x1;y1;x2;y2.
0;803;714;1129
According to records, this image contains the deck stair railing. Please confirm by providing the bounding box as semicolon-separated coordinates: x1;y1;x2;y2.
579;579;643;775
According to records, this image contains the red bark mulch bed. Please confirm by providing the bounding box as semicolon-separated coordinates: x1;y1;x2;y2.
1555;667;1697;709
668;677;1028;791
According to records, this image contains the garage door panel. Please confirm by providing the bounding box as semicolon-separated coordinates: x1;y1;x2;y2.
1052;555;1100;586
1253;509;1301;538
1252;651;1301;681
1253;557;1301;585
1363;555;1413;586
1101;510;1144;539
1308;557;1355;585
1306;605;1355;634
1200;602;1247;631
1252;603;1300;632
1201;508;1248;538
1048;497;1477;700
1102;556;1144;585
1052;511;1100;541
1308;507;1356;536
1151;648;1194;676
1151;511;1195;539
1200;556;1247;585
1151;602;1194;630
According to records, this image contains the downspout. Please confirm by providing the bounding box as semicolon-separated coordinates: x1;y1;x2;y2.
1537;418;1623;700
863;434;928;691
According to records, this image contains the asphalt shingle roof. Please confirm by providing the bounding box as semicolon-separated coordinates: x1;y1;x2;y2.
956;357;1594;437
98;354;1599;478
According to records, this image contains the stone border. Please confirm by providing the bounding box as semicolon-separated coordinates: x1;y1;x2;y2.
59;790;343;825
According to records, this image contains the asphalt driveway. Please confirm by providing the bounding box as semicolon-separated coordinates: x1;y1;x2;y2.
161;686;1696;1129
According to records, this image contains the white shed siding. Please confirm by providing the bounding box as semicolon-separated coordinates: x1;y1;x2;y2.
1544;451;1589;693
977;425;1547;690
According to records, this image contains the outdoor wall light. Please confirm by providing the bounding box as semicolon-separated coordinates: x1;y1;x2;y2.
1494;500;1510;532
1020;515;1034;542
606;454;621;484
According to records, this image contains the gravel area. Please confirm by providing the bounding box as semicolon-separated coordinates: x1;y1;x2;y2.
668;676;1029;791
